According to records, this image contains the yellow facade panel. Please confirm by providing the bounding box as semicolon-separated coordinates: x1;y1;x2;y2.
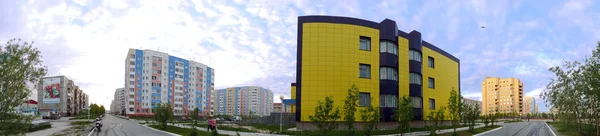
300;22;380;121
421;46;459;119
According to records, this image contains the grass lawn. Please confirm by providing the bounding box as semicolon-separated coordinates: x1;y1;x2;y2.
69;115;96;120
281;124;474;136
437;125;501;136
504;120;522;123
149;125;228;136
189;124;257;132
70;121;93;125
546;122;596;136
245;124;295;132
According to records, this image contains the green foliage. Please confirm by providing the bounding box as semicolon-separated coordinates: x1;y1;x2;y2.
542;42;600;135
211;129;219;136
89;104;105;115
308;96;341;136
394;95;413;135
359;98;379;136
447;88;461;135
342;84;360;136
153;103;174;130
0;38;48;135
490;113;498;126
427;107;446;136
189;126;198;136
482;115;489;127
461;102;479;132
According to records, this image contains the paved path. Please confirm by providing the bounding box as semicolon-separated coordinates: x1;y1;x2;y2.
478;121;558;136
87;114;175;136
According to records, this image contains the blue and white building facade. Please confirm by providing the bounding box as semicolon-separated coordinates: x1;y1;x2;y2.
215;86;274;117
125;49;215;117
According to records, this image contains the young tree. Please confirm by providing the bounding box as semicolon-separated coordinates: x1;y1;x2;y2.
447;88;461;135
189;107;200;136
343;85;360;136
154;103;174;130
482;115;489;127
0;38;48;135
100;105;106;114
360;98;380;136
394;95;413;136
428;107;445;136
490;113;498;126
309;96;341;135
461;102;480;132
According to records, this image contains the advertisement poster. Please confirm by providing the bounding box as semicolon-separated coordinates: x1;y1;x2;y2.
43;77;61;103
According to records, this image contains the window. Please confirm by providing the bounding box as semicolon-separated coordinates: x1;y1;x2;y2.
359;36;371;51
380;41;398;55
359;93;371;106
429;99;435;110
380;94;398;108
428;77;435;89
359;64;371;78
428;56;435;68
409;73;422;85
130;54;135;58
411;97;422;108
380;67;398;81
409;50;422;62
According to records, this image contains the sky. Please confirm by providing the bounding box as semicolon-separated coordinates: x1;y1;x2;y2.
1;0;599;112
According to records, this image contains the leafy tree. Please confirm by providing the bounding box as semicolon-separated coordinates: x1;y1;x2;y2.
154;103;174;130
189;107;200;136
99;105;105;114
394;95;413;136
308;96;341;136
447;88;461;135
0;38;48;135
490;113;498;126
428;107;445;136
360;98;379;136
461;102;479;132
342;85;360;136
482;115;489;127
526;113;531;121
541;42;600;136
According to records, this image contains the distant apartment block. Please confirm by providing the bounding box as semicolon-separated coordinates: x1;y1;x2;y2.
125;49;215;117
37;76;88;116
523;96;538;115
273;103;283;113
481;77;524;115
462;98;482;113
214;86;274;117
110;88;125;115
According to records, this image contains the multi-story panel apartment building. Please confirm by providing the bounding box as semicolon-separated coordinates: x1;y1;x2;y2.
214;86;274;117
294;16;460;129
124;49;215;117
37;76;88;116
110;88;125;115
481;77;524;115
523;96;537;115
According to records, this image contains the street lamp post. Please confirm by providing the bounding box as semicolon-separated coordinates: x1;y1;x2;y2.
279;95;284;133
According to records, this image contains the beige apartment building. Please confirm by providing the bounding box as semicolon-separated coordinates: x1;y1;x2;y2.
523;96;538;115
482;77;524;115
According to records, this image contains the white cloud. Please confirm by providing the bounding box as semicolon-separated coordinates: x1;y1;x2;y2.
461;92;482;101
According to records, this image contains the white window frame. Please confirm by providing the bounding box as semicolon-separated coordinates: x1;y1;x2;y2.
409;50;422;62
359;36;371;51
359;64;371;78
359;92;371;107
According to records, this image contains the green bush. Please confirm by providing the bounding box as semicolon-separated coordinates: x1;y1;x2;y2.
28;123;51;132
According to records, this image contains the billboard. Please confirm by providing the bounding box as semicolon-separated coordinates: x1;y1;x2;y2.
43;77;61;103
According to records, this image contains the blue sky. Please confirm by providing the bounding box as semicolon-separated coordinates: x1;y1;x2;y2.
1;0;599;112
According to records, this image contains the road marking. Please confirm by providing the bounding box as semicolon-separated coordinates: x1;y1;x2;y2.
473;126;503;136
544;122;557;136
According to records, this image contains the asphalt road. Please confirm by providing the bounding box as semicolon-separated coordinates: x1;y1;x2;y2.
480;121;558;136
88;114;171;136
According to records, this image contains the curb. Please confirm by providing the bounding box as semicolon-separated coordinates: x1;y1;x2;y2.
141;124;181;136
544;122;557;136
473;126;503;136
